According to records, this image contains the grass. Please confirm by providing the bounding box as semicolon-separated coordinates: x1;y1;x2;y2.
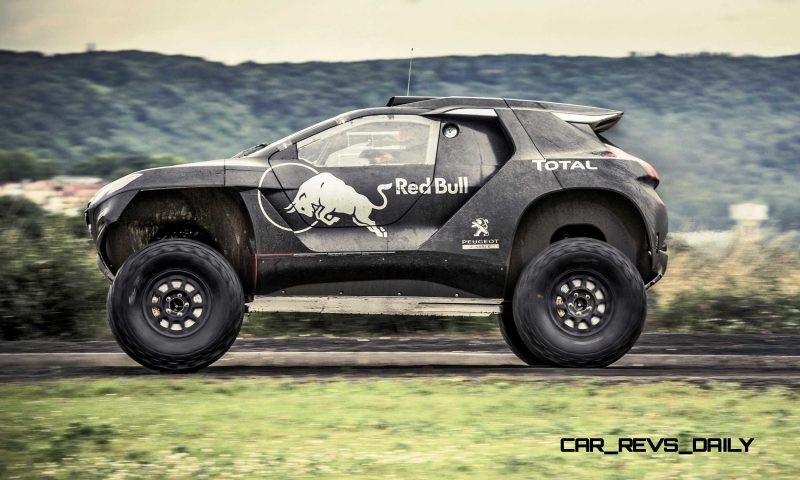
0;378;797;479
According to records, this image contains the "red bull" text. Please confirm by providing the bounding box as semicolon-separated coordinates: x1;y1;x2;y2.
395;177;469;195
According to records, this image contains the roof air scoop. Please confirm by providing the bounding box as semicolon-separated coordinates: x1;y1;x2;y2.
387;96;436;106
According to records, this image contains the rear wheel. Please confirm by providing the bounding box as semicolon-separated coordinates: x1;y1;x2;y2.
107;239;244;372
498;309;544;365
513;238;646;367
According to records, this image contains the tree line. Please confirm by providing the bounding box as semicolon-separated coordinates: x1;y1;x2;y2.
1;50;799;230
0;150;186;182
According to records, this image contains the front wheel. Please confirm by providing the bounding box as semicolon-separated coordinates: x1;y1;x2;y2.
513;238;646;367
107;239;244;372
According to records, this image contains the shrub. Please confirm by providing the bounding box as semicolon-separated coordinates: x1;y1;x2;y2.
0;210;108;340
647;234;800;333
655;289;800;333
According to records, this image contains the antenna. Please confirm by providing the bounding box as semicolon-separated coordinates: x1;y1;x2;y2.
406;48;414;96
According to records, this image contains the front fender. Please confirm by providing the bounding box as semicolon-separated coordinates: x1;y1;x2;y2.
86;160;226;274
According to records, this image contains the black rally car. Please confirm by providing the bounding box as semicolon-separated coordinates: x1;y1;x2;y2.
86;96;668;371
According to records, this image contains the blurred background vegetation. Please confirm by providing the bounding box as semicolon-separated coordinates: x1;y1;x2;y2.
1;50;799;340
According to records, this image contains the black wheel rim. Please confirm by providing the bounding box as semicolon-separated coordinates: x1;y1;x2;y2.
548;271;612;336
142;270;210;338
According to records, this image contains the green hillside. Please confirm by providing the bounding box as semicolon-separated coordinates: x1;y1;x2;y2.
1;50;798;230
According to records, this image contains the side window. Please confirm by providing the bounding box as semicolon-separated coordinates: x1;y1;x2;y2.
297;115;439;167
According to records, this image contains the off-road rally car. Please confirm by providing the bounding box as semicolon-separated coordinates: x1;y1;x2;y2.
86;96;668;372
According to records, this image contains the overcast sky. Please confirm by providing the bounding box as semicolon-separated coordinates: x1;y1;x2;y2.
1;0;798;64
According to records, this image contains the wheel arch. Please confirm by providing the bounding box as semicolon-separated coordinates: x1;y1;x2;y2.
101;187;256;292
505;188;650;298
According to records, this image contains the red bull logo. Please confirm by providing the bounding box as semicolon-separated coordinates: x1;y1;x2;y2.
286;172;392;238
261;164;472;238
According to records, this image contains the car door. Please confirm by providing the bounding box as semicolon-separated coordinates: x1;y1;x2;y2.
385;110;514;251
267;114;440;251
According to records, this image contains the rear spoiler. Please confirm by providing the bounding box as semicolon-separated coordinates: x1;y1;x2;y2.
505;99;623;133
552;110;624;133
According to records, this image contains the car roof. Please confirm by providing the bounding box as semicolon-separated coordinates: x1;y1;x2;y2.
242;97;621;158
386;95;620;116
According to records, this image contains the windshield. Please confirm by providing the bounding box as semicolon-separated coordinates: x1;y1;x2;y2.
233;115;346;158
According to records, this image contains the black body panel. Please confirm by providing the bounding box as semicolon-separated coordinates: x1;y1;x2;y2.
256;251;503;298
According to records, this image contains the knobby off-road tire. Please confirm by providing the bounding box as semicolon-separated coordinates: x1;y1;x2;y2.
498;310;545;365
513;238;646;367
107;239;244;372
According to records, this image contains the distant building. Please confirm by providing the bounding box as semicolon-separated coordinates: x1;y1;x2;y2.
729;202;769;237
0;176;107;216
671;202;770;250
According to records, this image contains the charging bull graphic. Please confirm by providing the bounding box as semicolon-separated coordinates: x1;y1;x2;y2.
286;172;393;238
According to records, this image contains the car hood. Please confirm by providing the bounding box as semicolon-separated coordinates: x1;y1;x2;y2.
89;159;228;207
